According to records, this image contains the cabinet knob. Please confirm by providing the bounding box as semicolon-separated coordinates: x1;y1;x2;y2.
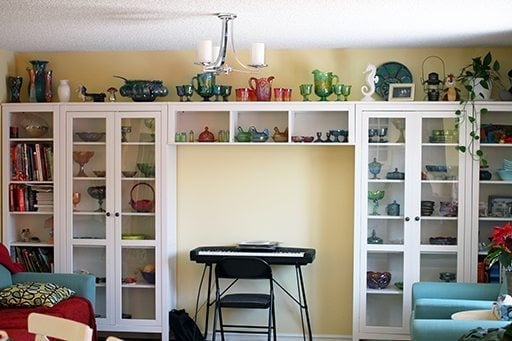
405;217;410;222
415;216;420;221
106;212;111;217
115;212;120;217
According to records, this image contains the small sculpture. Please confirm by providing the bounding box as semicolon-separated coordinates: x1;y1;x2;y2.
442;73;460;101
77;84;106;102
20;228;32;242
107;87;118;102
361;64;378;101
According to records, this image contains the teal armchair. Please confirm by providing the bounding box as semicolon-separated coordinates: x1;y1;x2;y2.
411;282;510;341
0;264;96;306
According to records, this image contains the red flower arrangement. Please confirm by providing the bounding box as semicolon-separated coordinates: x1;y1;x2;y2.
486;222;512;269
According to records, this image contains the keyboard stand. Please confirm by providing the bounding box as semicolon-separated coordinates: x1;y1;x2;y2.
193;262;313;340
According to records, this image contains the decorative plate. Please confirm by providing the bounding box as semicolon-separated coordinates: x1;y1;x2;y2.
375;62;413;100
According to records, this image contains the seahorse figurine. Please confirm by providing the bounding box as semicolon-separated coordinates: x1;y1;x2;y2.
361;64;378;101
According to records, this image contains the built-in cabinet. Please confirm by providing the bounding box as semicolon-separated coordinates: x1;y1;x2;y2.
3;101;512;340
2;103;62;272
469;103;512;284
62;103;171;337
2;102;174;340
169;102;355;145
352;102;512;340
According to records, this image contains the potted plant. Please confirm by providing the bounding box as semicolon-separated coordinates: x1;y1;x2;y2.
455;52;501;166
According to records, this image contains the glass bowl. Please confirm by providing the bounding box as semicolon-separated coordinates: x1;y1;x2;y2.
136;163;155;177
76;132;105;142
24;125;49;138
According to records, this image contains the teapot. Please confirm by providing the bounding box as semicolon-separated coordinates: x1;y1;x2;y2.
272;127;288;142
248;76;274;101
235;127;251;142
249;126;269;142
312;69;339;101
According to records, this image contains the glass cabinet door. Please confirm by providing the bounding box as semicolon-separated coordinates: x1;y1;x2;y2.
67;111;159;326
473;104;512;283
359;109;465;337
118;116;157;322
363;115;406;332
419;116;464;283
69;114;110;320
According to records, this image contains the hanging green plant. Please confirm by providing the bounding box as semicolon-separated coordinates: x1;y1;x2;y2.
454;52;501;167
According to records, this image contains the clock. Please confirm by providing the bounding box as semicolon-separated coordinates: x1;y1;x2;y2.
375;62;413;100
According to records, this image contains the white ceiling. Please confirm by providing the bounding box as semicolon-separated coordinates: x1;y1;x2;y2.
2;0;512;52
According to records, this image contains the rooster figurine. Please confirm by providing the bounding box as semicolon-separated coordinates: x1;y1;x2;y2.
442;73;460;101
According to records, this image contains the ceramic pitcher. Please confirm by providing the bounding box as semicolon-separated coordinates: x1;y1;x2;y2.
192;72;216;101
312;69;339;101
248;76;274;101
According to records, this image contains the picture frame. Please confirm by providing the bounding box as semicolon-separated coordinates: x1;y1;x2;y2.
488;195;512;218
388;83;415;101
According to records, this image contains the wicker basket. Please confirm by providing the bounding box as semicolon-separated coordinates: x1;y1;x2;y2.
129;182;155;212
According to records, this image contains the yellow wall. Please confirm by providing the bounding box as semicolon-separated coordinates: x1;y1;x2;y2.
13;48;512;103
6;47;512;336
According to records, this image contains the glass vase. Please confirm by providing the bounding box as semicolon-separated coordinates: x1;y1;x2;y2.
7;76;22;103
29;60;49;102
44;70;53;102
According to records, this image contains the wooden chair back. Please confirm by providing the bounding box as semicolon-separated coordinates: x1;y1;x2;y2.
28;312;93;341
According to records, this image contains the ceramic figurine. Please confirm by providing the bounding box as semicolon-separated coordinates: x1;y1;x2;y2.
107;87;118;102
361;64;378;101
77;84;106;102
442;73;460;101
20;228;32;242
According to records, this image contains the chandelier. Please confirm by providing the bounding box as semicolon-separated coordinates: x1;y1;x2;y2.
195;13;267;74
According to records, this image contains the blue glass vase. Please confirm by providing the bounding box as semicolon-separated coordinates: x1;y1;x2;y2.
29;60;49;102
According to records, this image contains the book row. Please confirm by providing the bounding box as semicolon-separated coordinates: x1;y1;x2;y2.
10;143;53;181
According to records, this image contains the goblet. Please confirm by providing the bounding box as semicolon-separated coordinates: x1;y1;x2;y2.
341;84;352;101
176;85;185;102
299;84;312;101
72;192;81;211
368;158;383;179
378;127;388;143
220;85;232;102
144;118;156;142
184;84;194;102
392;118;406;143
212;85;222;102
72;151;94;177
87;185;106;212
332;83;344;101
144;118;155;131
121;126;131;142
368;190;385;215
314;132;323;143
368;129;378;143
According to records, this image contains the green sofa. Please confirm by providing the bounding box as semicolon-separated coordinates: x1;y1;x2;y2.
411;281;511;341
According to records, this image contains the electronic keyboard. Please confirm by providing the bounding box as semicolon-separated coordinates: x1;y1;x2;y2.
190;245;316;265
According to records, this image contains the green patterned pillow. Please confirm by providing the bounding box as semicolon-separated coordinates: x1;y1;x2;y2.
0;282;75;307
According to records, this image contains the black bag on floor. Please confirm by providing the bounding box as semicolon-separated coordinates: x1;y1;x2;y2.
169;309;203;341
